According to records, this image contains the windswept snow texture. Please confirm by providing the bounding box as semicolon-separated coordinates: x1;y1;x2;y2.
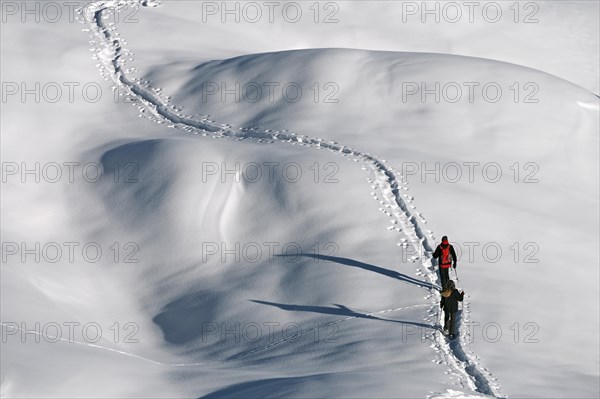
1;1;599;398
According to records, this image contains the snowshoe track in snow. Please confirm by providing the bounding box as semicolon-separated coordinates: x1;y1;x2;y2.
79;1;503;397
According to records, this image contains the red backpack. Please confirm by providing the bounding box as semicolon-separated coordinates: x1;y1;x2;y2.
440;245;453;267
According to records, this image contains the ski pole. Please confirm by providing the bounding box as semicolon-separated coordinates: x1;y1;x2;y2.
454;267;463;311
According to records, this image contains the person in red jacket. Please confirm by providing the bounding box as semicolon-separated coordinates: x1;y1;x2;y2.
432;235;457;289
440;280;464;339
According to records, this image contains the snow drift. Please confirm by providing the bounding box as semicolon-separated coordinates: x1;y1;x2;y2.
1;1;598;398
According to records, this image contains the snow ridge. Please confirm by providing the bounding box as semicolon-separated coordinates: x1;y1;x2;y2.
80;1;503;397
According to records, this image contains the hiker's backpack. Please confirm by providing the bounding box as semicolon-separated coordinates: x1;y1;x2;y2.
440;245;453;266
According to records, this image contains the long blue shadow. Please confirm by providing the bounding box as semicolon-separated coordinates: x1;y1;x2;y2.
278;253;440;290
252;300;434;330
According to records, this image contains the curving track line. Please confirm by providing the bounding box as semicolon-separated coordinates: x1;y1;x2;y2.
74;0;503;396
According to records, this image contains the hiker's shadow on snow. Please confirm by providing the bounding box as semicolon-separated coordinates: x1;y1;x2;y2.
251;300;434;330
277;253;439;291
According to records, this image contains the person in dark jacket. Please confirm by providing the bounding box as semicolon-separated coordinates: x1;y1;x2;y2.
432;235;457;290
440;280;464;339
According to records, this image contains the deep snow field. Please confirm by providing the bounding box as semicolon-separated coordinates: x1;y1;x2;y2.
1;1;599;398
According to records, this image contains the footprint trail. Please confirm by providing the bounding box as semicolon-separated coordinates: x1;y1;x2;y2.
79;1;503;397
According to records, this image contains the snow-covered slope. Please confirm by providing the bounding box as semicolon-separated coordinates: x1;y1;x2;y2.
1;1;598;398
117;0;600;95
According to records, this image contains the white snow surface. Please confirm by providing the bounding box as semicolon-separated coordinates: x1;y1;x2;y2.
1;1;599;398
